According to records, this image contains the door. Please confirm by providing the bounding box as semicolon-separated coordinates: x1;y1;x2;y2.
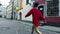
20;12;22;20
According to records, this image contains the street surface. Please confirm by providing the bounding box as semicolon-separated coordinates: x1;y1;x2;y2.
0;18;60;34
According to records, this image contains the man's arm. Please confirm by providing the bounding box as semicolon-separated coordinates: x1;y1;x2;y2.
25;9;33;17
40;12;46;23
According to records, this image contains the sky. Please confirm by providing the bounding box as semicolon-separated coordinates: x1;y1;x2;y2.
0;0;10;7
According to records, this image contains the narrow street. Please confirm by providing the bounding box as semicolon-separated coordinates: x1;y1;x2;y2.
0;18;60;34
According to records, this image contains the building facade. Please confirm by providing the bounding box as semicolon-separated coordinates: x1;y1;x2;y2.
14;0;21;20
46;0;60;23
17;0;60;23
36;0;60;23
6;0;60;23
0;3;6;18
17;0;46;21
6;0;34;20
6;0;12;19
17;0;34;21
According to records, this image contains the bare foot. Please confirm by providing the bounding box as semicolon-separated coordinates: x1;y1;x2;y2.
40;32;42;34
38;32;42;34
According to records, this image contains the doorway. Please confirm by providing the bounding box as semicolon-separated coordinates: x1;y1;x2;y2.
20;12;22;20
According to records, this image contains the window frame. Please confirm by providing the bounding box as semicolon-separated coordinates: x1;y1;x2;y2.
47;0;59;16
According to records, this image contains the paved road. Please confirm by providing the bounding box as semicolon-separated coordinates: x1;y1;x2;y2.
0;18;60;34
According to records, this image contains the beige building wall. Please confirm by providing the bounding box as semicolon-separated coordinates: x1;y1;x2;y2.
17;0;33;21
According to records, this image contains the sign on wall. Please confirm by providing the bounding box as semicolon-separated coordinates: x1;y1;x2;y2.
16;6;19;11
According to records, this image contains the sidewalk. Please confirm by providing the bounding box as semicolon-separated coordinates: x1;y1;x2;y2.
20;20;60;33
19;20;60;27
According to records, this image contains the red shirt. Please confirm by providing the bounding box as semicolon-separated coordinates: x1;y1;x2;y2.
25;7;46;27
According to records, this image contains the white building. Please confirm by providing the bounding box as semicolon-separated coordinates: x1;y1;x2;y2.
6;0;12;19
0;3;6;18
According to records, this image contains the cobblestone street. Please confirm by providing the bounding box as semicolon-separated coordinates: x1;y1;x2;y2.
0;18;60;34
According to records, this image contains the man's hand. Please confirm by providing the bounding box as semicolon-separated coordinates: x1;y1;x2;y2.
44;21;47;25
41;21;47;26
44;19;47;24
25;16;26;18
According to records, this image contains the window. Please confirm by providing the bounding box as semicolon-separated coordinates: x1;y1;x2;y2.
26;0;29;5
47;0;59;16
